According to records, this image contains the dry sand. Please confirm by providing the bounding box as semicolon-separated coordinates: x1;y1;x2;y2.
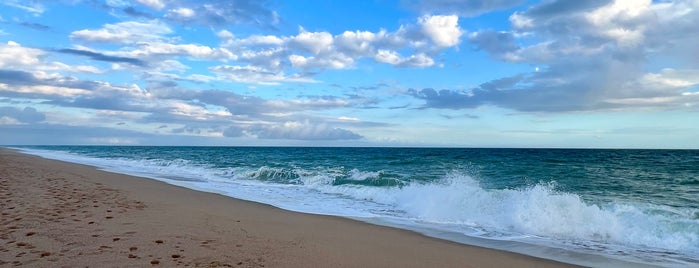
0;148;578;267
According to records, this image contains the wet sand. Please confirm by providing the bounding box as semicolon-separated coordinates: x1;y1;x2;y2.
0;148;577;267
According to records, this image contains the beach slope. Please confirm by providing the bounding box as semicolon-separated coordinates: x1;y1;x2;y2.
0;149;575;267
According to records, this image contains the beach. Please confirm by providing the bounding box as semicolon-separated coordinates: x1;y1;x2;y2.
0;148;576;267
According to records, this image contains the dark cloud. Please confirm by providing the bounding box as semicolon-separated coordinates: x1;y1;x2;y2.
56;48;147;66
0;69;104;96
468;30;519;58
404;0;525;17
1;68;367;141
222;125;245;137
0;69;42;86
409;55;695;112
524;0;611;19
122;6;154;18
445;0;699;112
0;106;46;123
20;22;51;31
0;123;229;145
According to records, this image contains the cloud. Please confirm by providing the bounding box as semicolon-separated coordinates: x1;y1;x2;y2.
70;20;172;44
122;6;154;18
0;69;106;99
60;14;462;85
405;0;525;17
20;22;51;31
221;14;463;74
165;7;196;20
135;0;165;10
1;61;367;141
374;50;435;67
162;0;280;29
210;65;315;85
468;30;519;59
418;15;462;48
249;120;363;140
0;0;45;14
56;48;147;66
429;0;699;112
0;123;155;145
0;106;45;124
0;41;43;68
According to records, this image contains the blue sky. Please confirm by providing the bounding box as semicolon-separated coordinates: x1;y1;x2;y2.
0;0;698;148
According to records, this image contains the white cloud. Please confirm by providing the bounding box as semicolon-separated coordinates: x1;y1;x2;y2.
338;116;360;122
136;0;166;10
288;54;354;70
38;62;103;74
115;42;237;61
1;84;91;97
375;50;434;68
210;65;316;85
217;29;234;40
418;15;463;48
1;0;45;14
0;41;43;68
335;30;377;56
219;15;462;74
289;28;334;55
374;50;402;65
166;7;196;19
70;20;172;44
584;0;653;48
0;116;21;125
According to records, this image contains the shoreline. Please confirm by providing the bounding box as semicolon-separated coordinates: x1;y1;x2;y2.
0;148;578;267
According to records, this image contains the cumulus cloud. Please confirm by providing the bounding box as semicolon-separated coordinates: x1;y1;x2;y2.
424;0;699;112
418;15;462;48
62;13;463;85
0;41;43;68
222;14;463;74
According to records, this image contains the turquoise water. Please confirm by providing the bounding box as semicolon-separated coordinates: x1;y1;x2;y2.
17;146;699;267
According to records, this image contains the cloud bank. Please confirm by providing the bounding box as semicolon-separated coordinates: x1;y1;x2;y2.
412;0;699;112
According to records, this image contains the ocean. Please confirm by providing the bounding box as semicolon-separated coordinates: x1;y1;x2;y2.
14;146;699;267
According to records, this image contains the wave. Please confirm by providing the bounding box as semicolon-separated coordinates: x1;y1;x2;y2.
18;147;699;266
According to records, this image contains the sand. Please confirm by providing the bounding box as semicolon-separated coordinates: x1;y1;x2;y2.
0;148;577;267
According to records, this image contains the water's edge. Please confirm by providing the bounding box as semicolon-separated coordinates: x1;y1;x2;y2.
11;147;665;268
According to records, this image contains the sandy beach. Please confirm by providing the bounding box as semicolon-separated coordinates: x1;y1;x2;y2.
0;148;576;267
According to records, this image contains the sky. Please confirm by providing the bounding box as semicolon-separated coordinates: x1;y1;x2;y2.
0;0;698;148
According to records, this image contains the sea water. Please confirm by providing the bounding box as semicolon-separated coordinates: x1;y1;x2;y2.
15;146;699;267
